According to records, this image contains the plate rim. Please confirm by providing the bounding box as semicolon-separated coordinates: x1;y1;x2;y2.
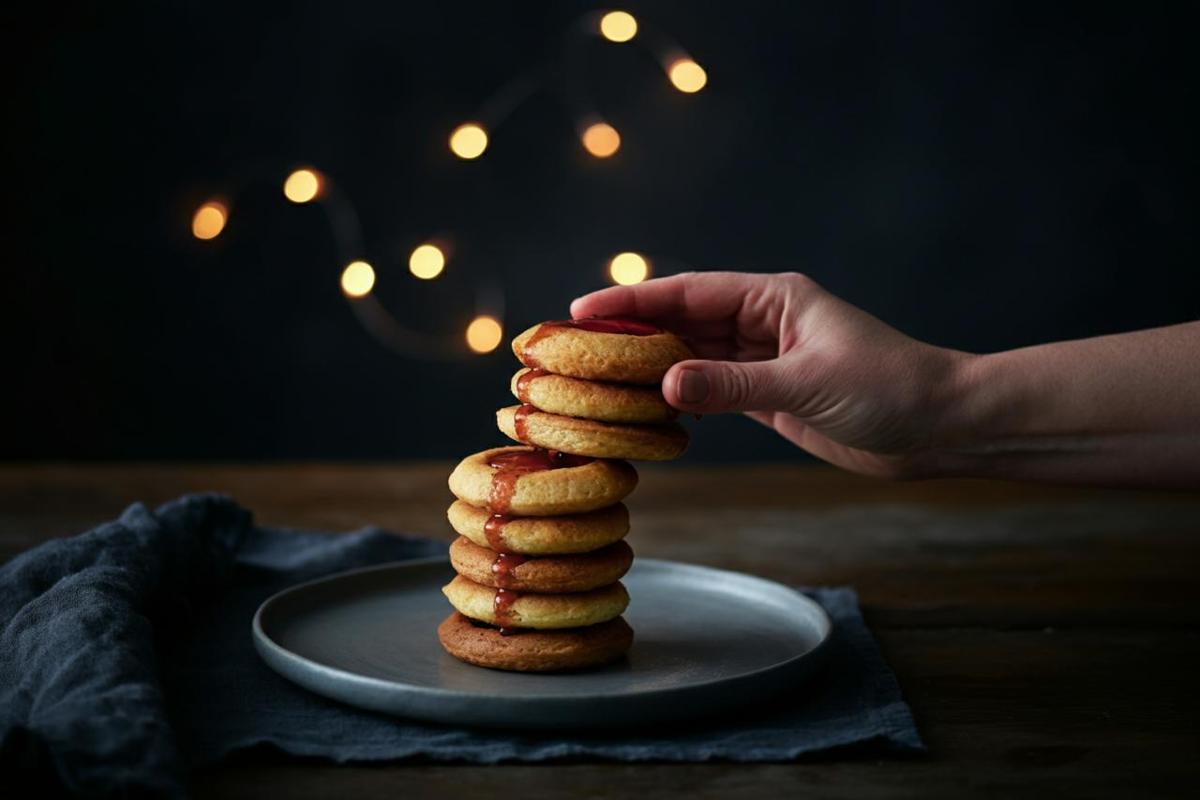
253;556;833;704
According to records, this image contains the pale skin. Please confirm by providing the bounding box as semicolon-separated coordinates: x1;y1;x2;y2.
571;272;1200;489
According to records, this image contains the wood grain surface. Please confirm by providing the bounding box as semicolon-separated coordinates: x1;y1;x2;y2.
3;463;1197;798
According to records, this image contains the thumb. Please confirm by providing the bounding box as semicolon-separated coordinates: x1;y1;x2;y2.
663;359;798;414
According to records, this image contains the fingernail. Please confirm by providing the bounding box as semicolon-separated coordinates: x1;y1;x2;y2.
677;368;710;405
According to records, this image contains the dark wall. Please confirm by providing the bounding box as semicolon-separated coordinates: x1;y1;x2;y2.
7;1;1199;461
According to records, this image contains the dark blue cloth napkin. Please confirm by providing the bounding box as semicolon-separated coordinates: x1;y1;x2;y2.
1;495;922;796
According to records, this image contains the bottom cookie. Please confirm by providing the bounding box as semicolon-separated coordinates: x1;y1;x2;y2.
437;611;634;673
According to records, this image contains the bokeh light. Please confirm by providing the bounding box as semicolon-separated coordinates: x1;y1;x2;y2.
283;168;322;203
449;123;489;160
409;243;446;280
668;59;707;93
582;122;621;158
465;315;503;353
609;252;649;285
599;11;637;42
191;201;227;240
340;260;376;298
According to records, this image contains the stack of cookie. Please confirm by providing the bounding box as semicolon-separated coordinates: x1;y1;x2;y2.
439;318;693;672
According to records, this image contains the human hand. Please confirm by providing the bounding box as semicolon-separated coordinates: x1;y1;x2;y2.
570;272;969;478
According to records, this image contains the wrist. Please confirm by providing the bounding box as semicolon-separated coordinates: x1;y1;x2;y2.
923;347;1063;479
919;349;1010;479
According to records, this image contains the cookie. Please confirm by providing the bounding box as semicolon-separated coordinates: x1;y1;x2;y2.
512;318;693;385
437;612;634;672
448;446;637;516
497;405;688;461
447;499;629;555
441;574;629;629
449;536;634;593
511;368;677;424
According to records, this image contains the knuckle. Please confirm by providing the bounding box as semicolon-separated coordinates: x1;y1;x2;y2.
781;271;820;294
720;365;755;409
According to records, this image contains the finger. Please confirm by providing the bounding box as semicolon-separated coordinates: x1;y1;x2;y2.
744;410;781;430
684;337;778;362
570;272;788;338
663;358;797;414
744;410;814;447
787;421;913;478
656;318;738;340
745;409;885;473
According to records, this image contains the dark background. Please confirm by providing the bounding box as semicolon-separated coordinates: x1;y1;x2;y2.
6;1;1198;462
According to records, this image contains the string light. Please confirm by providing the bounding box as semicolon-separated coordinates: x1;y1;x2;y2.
582;122;621;157
194;12;706;359
191;201;227;240
449;123;489;160
340;260;376;298
609;252;649;285
465;315;503;353
409;244;446;280
283;168;322;203
668;59;707;93
599;11;637;42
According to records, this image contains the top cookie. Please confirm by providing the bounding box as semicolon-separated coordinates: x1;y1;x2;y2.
512;318;693;385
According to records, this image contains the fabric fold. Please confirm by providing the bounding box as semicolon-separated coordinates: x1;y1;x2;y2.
0;495;252;797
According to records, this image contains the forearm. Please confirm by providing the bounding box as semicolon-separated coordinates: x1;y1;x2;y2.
932;322;1200;487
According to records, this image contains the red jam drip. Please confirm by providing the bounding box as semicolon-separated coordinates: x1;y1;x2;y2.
515;368;548;402
493;588;520;635
513;403;536;442
491;552;528;590
544;317;661;336
485;448;594;514
483;514;511;551
486;449;592;470
520;327;553;367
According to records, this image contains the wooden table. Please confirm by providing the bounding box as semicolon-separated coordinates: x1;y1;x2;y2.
3;464;1198;797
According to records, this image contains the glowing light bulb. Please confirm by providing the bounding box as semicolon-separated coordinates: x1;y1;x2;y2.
409;244;445;280
668;59;707;93
191;201;227;240
449;123;488;160
283;168;322;203
599;11;637;42
340;260;376;298
466;315;503;354
609;252;649;285
582;122;621;158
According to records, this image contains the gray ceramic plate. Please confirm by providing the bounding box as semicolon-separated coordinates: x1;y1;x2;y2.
253;557;831;730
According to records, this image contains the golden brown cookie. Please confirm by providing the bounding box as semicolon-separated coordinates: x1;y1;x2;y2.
447;499;629;555
438;612;634;672
448;446;637;516
511;368;677;424
449;536;634;593
512;319;693;385
441;574;629;629
497;405;688;461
